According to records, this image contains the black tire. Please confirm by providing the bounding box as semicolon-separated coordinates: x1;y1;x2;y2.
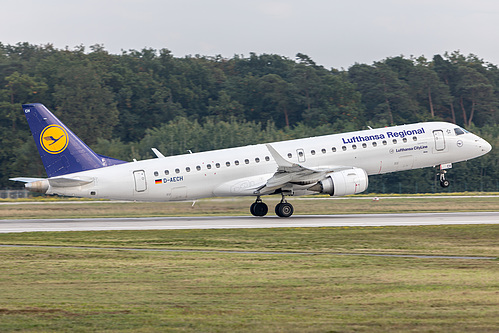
275;202;294;218
250;202;257;216
440;179;450;188
252;202;268;217
274;203;281;216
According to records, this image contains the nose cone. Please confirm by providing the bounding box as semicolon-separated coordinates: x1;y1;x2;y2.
482;139;492;154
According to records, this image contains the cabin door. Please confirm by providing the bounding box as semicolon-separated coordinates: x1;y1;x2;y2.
433;130;446;151
133;170;147;192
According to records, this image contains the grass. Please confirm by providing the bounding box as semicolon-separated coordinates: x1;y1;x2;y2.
0;225;498;257
0;196;497;332
0;195;498;219
0;225;498;332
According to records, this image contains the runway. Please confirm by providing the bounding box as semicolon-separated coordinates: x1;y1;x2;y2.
0;212;498;233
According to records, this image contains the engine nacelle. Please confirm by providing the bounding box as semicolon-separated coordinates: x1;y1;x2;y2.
25;179;49;194
308;168;368;196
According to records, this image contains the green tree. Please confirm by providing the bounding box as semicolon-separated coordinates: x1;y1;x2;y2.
52;62;118;144
1;73;47;130
257;74;294;127
409;64;451;119
456;66;496;126
349;61;420;125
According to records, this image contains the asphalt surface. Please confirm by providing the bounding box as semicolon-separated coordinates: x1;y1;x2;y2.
0;211;497;233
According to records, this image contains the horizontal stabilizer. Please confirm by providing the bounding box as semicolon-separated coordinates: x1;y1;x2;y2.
9;177;45;183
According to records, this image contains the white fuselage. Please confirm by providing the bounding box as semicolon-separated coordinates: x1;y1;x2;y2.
45;122;491;201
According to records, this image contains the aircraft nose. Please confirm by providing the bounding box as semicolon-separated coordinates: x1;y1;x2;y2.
482;139;492;154
475;136;492;154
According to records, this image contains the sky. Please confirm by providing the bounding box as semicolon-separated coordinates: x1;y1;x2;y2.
2;0;499;69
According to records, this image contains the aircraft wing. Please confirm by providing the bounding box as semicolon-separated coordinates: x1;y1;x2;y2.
255;144;352;195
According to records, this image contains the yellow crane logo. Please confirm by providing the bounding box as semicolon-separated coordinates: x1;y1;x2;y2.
40;125;69;154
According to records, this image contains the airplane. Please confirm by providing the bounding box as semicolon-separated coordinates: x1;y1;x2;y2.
11;103;492;217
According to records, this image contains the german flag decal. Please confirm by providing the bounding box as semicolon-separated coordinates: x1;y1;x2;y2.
155;179;162;184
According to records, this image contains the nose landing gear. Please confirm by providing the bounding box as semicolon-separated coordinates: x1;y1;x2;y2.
439;171;450;188
437;163;452;188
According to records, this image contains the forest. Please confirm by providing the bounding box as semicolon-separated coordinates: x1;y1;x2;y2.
1;42;497;193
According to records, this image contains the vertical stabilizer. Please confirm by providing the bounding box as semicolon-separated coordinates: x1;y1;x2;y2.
22;103;125;178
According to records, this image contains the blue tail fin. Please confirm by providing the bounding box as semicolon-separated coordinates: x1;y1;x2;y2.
23;103;126;178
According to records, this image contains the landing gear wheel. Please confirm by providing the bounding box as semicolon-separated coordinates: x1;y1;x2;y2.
250;198;268;217
275;202;294;218
440;179;450;188
438;169;450;188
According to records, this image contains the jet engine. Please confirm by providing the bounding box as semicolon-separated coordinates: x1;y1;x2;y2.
308;167;368;196
25;179;49;193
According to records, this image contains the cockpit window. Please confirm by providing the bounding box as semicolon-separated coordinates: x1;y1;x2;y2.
454;128;465;136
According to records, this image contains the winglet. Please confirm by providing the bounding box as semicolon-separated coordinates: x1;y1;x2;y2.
265;143;312;173
265;144;294;168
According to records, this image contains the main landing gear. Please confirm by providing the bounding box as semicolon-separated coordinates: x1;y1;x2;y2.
250;197;268;217
275;196;294;218
250;195;294;218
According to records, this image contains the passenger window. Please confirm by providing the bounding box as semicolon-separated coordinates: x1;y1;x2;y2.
226;162;230;167
382;140;387;145
186;167;191;172
412;136;417;141
342;146;347;151
321;148;326;154
245;159;249;164
287;153;292;158
216;163;220;168
175;168;180;174
372;142;377;147
311;150;316;155
362;143;367;148
265;156;270;161
332;147;337;152
392;139;397;144
255;157;260;163
164;170;169;175
154;171;159;177
235;160;239;165
207;164;212;169
298;151;304;157
352;145;357;150
196;166;201;171
403;137;407;143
